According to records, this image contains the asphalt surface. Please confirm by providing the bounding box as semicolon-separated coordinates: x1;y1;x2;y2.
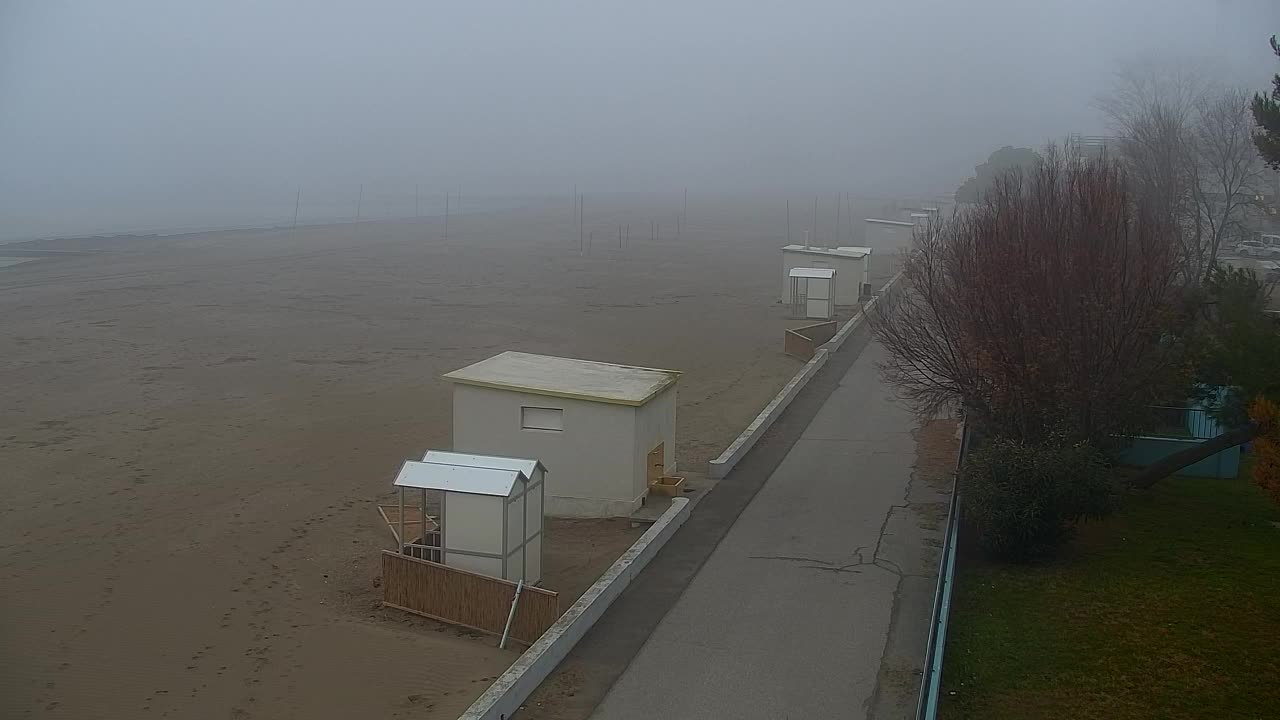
586;341;921;719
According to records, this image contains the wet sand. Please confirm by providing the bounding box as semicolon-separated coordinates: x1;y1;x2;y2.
0;195;902;718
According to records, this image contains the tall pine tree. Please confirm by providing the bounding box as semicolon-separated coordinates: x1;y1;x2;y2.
1254;35;1280;169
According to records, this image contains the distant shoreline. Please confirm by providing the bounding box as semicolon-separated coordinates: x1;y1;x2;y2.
0;200;530;250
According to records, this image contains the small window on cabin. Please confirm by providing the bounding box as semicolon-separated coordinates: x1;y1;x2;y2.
521;406;563;431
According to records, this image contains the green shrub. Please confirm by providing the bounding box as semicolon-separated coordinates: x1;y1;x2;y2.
961;438;1115;562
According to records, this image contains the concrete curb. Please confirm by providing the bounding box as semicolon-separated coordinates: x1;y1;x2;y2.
707;348;829;479
707;270;905;480
459;497;692;720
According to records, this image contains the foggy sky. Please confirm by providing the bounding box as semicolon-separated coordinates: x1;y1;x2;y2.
1;0;1277;236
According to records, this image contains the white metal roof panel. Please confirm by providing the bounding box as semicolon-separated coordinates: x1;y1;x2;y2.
393;459;523;496
781;244;870;258
789;267;836;279
443;351;680;406
421;450;545;478
863;218;916;227
835;246;873;255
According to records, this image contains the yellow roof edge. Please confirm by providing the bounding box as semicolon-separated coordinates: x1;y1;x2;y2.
445;373;679;407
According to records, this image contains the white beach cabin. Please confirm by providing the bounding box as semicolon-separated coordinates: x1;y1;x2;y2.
863;218;917;254
444;351;680;518
780;244;871;306
787;267;836;319
391;451;545;584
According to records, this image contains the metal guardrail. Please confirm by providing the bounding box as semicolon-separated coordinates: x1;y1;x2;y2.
1147;406;1221;440
915;421;970;720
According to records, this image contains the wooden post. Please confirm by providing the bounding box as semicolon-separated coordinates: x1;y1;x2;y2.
415;183;419;218
444;193;449;241
292;186;300;230
357;183;363;222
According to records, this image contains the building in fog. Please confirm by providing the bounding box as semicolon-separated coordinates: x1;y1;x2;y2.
780;244;871;306
445;351;679;518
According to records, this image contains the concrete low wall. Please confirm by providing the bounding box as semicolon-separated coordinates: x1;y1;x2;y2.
708;270;906;479
459;496;691;720
708;349;829;478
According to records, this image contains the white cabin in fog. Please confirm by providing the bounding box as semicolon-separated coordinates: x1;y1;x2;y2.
780;245;871;306
445;351;680;518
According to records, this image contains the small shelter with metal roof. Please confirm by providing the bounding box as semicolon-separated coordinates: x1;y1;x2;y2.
780;244;871;305
391;450;545;584
444;352;681;518
787;267;836;319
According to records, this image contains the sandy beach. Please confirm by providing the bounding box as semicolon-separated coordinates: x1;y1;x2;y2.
0;194;902;718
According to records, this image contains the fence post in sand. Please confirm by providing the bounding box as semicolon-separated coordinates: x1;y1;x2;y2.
499;579;525;650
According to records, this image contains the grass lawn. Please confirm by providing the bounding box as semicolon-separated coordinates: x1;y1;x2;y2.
942;463;1280;719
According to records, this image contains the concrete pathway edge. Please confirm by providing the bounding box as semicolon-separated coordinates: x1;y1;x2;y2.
460;497;692;720
709;270;904;479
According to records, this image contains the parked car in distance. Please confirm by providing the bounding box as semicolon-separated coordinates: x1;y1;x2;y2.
1235;239;1280;258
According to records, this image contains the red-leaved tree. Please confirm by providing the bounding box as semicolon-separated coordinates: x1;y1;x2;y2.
873;147;1188;447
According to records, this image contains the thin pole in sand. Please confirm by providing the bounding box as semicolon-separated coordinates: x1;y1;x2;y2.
626;223;630;248
846;191;853;243
356;184;363;222
457;185;461;212
786;199;791;244
684;187;688;226
292;186;300;231
812;195;818;246
579;194;584;254
834;192;841;245
444;192;450;241
415;184;420;218
618;224;622;249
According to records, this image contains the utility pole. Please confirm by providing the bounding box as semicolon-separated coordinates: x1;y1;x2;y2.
834;193;841;246
812;196;818;247
846;191;853;244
